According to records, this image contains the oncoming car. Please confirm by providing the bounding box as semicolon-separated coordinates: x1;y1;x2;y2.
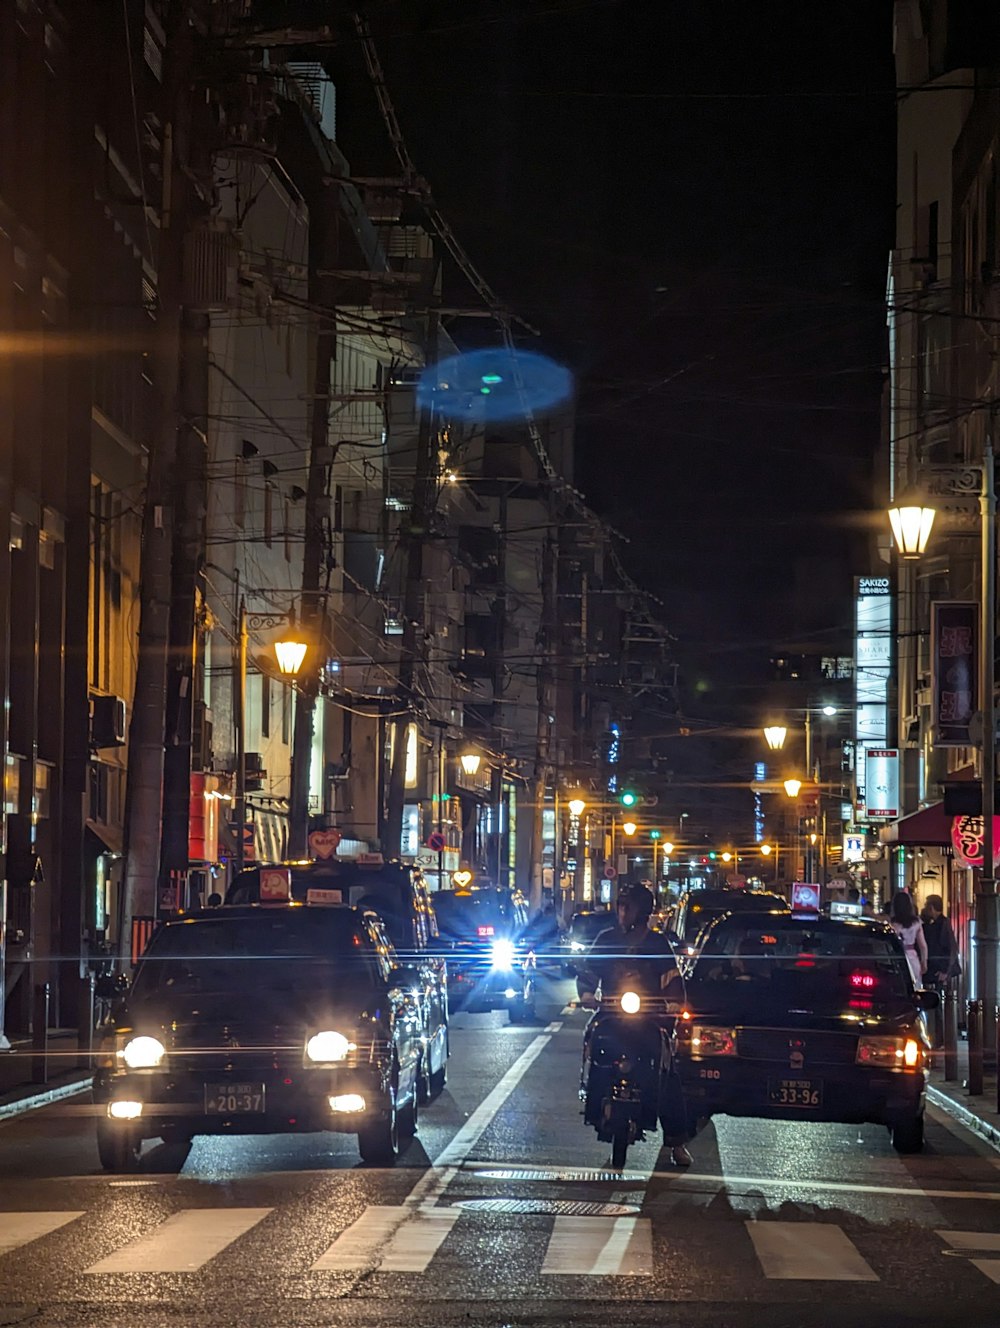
676;914;937;1153
432;887;535;1022
93;904;426;1171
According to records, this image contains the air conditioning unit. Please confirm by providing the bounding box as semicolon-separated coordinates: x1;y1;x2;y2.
90;695;126;749
245;752;266;791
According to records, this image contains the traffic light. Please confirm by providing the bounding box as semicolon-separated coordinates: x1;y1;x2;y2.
708;851;718;860
620;790;638;807
650;829;661;840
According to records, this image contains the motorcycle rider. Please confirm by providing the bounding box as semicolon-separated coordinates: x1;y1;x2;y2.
576;882;693;1167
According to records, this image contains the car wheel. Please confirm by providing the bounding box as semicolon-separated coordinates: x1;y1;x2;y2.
416;1052;432;1105
890;1112;924;1154
97;1121;142;1173
429;1029;448;1096
358;1091;399;1166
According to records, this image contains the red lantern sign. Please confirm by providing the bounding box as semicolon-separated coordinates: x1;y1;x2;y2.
950;814;1000;867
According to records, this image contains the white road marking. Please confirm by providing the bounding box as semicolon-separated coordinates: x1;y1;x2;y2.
541;1215;651;1276
312;1206;459;1272
0;1211;84;1256
640;1169;1000;1203
937;1230;1000;1284
746;1221;878;1281
84;1207;272;1274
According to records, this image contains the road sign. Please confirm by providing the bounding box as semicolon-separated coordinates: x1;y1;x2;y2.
426;830;446;853
603;865;617;881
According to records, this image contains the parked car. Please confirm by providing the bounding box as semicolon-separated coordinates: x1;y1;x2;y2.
225;856;448;1097
432;887;536;1022
676;913;937;1153
93;902;426;1170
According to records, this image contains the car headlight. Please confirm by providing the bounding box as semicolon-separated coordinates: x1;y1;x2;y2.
118;1035;166;1069
570;941;586;952
856;1035;922;1069
689;1025;737;1057
620;990;641;1015
305;1030;356;1064
491;938;515;969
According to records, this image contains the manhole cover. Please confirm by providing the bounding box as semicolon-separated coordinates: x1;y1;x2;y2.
455;1198;639;1216
474;1168;649;1183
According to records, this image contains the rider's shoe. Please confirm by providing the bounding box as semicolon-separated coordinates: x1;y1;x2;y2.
671;1145;693;1167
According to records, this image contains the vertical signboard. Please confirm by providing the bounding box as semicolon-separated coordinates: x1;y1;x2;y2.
854;576;892;820
864;749;899;819
931;601;978;746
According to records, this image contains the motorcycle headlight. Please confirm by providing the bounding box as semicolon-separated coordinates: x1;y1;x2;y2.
856;1035;922;1069
118;1035;166;1069
620;990;641;1015
689;1025;737;1057
491;938;515;969
305;1030;356;1064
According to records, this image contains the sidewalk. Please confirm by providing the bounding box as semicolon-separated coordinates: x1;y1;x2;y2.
926;1039;1000;1151
0;1031;93;1121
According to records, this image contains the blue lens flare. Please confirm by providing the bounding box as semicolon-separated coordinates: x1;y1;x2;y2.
417;349;573;422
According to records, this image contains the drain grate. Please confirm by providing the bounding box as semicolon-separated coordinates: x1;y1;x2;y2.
455;1198;639;1216
473;1168;648;1183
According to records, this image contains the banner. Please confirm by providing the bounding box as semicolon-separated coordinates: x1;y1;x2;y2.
863;749;899;820
932;601;978;746
951;815;1000;868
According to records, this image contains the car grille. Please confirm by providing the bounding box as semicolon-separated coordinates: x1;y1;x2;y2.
736;1027;858;1065
166;1034;385;1073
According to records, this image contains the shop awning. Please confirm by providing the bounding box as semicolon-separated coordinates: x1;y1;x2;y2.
86;819;123;856
879;802;952;848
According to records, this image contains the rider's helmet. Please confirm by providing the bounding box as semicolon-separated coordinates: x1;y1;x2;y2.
617;882;655;923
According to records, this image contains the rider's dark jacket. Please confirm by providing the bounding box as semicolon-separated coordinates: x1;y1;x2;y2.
576;923;686;1016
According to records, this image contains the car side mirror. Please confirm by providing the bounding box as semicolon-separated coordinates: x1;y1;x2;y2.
917;987;940;1011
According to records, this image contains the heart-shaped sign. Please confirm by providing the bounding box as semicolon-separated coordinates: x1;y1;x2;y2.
452;869;473;888
309;828;342;860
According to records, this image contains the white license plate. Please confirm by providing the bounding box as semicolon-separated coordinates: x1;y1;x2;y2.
204;1082;265;1114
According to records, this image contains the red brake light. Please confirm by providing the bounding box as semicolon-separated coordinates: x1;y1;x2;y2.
794;954;816;968
477;925;494;938
850;972;877;989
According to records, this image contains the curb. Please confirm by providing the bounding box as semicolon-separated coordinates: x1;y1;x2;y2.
928;1082;1000;1153
0;1077;91;1122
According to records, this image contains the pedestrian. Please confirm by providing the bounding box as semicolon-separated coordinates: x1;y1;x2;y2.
888;890;927;987
921;893;960;991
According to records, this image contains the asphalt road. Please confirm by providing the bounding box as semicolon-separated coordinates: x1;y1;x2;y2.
1;972;999;1328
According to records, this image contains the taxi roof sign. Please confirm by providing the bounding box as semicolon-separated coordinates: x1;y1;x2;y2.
306;887;343;906
259;867;291;902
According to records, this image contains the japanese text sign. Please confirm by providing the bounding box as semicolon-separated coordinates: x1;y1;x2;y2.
951;815;1000;868
932;602;978;746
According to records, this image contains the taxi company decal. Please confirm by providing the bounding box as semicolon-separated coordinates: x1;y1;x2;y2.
259;867;291;900
951;814;1000;868
308;828;342;860
791;882;820;913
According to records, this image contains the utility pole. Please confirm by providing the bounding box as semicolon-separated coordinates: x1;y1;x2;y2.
119;0;194;948
977;434;998;1063
385;310;439;859
288;210;338;859
529;509;557;914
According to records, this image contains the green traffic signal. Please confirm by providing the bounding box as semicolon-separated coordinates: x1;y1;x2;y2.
708;851;717;860
620;790;637;807
650;829;661;840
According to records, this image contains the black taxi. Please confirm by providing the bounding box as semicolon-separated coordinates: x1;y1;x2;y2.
92;903;425;1170
676;913;937;1153
226;855;448;1097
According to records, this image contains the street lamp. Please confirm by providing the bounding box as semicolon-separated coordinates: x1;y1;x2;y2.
763;725;787;751
273;626;308;678
887;491;936;559
783;778;802;799
568;796;587;819
460;751;481;777
622;821;637;837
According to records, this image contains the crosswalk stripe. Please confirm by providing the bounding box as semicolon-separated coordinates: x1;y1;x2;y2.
312;1206;408;1271
379;1209;460;1272
84;1207;272;1274
937;1230;1000;1284
0;1212;85;1257
746;1221;878;1281
312;1205;458;1272
541;1216;651;1276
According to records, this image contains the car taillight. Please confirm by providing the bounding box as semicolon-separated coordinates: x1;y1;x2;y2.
690;1025;737;1057
856;1035;923;1069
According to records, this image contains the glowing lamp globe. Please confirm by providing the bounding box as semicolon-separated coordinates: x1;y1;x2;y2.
460;752;481;777
274;635;308;677
888;495;936;559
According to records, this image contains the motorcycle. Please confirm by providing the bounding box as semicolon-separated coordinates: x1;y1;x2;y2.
580;983;676;1170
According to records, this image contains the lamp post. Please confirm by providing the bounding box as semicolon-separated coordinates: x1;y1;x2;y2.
888;464;998;1056
235;599;307;875
568;795;586;909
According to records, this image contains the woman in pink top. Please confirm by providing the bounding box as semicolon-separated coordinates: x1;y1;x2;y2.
889;891;928;987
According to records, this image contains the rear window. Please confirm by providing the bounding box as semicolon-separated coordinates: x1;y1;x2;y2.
691;924;911;1003
681;893;787;940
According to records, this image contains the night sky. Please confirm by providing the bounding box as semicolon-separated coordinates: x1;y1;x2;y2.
330;0;896;722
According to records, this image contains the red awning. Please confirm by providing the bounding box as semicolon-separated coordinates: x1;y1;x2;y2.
879;802;952;847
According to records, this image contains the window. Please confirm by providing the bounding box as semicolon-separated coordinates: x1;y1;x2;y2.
264;482;273;548
261;673;271;740
234;461;245;529
282;685;291;745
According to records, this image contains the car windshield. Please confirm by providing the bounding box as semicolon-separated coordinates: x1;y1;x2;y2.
433;890;518;940
682;893;787;941
131;912;378;1000
691;923;912;1006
